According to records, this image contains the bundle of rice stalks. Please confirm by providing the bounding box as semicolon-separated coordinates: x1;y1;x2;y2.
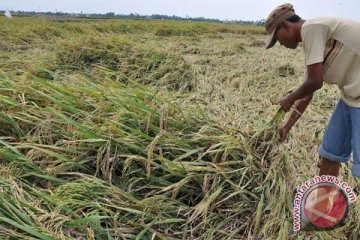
250;108;286;164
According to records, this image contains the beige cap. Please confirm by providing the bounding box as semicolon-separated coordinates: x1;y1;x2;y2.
265;3;296;49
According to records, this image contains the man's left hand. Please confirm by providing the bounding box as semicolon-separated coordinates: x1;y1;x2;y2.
280;94;296;112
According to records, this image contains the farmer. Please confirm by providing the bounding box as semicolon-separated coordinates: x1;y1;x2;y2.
265;3;360;178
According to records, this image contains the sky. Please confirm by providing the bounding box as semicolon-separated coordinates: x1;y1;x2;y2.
1;0;360;21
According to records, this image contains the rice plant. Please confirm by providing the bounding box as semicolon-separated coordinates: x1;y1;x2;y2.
0;16;357;240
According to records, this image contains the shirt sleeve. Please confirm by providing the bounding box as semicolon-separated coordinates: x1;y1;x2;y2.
301;24;329;66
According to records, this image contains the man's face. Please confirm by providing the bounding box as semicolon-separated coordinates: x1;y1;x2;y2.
275;22;298;49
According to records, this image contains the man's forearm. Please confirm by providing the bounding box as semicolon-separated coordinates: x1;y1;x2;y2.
290;80;322;103
285;95;312;129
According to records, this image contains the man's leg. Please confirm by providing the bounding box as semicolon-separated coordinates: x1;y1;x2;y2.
349;105;360;177
318;157;341;176
318;100;352;176
312;100;351;223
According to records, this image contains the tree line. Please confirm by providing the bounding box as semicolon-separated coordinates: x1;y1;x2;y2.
0;10;265;25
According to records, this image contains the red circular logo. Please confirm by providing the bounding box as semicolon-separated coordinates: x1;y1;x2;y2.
303;184;348;229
